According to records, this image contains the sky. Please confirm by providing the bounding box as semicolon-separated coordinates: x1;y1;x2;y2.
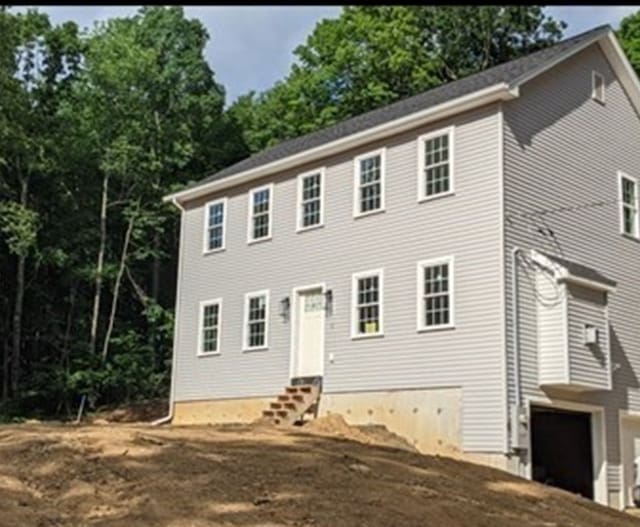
19;6;640;106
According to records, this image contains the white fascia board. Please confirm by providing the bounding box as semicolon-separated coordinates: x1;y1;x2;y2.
164;82;517;205
509;30;609;89
599;32;640;117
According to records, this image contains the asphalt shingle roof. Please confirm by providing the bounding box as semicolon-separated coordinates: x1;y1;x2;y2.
541;252;617;289
190;24;611;191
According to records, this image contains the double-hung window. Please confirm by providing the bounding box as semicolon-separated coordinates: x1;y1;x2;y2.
204;198;226;253
243;290;269;350
354;149;385;217
351;269;384;338
297;169;324;231
417;257;454;331
248;184;273;243
198;299;222;355
418;127;454;201
620;172;639;238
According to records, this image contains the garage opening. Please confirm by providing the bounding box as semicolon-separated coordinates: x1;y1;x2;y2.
531;406;594;500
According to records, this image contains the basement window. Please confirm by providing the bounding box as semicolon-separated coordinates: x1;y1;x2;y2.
592;71;605;104
351;269;384;338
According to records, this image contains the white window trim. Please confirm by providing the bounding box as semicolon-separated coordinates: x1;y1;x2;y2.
592;70;605;104
247;183;274;244
416;256;455;332
242;289;270;351
618;170;640;239
351;268;384;339
296;167;326;232
202;197;228;254
417;126;455;203
197;298;222;356
353;148;386;218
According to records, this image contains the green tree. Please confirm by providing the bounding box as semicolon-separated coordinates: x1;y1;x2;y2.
230;6;566;152
0;8;82;400
619;9;640;74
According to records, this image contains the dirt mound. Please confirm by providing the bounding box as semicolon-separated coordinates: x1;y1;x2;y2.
0;422;637;527
304;413;416;451
89;399;168;423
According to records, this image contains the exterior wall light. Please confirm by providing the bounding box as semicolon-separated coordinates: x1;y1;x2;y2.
279;296;291;320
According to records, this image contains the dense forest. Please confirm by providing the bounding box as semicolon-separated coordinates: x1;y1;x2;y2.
1;6;638;420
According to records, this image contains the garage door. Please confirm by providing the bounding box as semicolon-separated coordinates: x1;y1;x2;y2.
531;406;594;500
621;418;640;508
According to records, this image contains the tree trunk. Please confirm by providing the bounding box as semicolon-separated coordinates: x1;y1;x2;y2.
11;177;28;395
151;231;160;302
59;282;77;415
89;173;109;355
101;209;136;362
2;338;8;402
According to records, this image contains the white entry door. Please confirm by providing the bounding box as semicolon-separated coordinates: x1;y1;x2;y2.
294;288;325;378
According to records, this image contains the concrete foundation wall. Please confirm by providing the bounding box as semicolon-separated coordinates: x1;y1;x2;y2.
318;387;463;455
173;397;272;425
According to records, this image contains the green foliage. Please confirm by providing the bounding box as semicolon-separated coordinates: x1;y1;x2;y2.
0;6;246;419
229;6;566;152
619;10;640;74
0;201;38;257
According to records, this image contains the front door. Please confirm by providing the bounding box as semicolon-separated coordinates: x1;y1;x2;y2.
294;288;325;378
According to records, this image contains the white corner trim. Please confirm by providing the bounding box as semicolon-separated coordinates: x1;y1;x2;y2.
350;268;385;339
246;183;274;244
416;255;455;332
600;32;640;117
242;289;270;352
296;167;326;232
164;83;517;204
353;147;386;218
417;125;455;203
497;102;509;453
202;197;228;254
197;298;223;356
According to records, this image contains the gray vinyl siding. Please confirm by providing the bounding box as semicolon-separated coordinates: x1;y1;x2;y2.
504;42;640;491
536;271;567;385
567;285;610;390
175;104;506;453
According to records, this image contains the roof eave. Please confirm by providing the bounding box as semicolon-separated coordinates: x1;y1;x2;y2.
163;82;518;205
557;274;617;294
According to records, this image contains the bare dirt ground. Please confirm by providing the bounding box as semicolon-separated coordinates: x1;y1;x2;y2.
0;416;638;527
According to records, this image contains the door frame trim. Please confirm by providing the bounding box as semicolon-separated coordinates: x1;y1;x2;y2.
526;397;608;505
618;409;640;509
289;282;327;379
